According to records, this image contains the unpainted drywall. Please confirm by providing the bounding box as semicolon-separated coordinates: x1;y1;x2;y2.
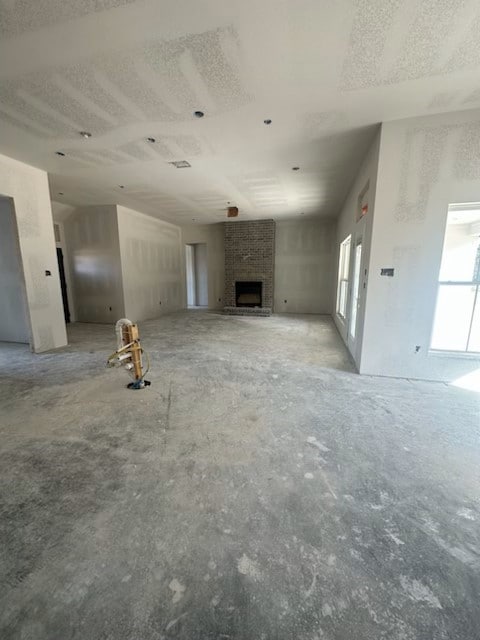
0;198;30;343
64;205;125;323
182;224;224;309
117;206;184;321
0;153;67;352
274;219;334;314
361;109;480;381
333;130;381;368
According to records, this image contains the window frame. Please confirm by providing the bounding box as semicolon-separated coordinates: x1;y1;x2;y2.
336;234;352;322
430;205;480;355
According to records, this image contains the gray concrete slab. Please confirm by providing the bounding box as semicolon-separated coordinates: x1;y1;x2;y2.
0;311;479;640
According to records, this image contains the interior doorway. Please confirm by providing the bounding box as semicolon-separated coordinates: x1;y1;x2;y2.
185;243;208;307
56;247;70;323
0;196;31;344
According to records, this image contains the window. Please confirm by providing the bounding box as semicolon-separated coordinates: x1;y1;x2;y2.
336;235;351;320
349;241;362;339
430;205;480;353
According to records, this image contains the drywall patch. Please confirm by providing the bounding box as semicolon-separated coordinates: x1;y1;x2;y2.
35;325;55;351
62;149;129;167
118;141;153;162
65;63;130;123
230;172;287;209
443;13;480;74
462;88;480;106
0;0;136;37
28;256;50;308
453;122;480;180
304;111;348;137
428;92;456;110
395;125;452;222
0;80;73;138
383;246;420;328
14;185;41;238
341;0;401;90
0;26;251;140
342;1;480;89
388;0;462;85
147;135;204;159
0;107;51;138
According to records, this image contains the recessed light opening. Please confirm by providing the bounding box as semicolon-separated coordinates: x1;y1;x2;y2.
194;111;204;118
146;137;156;143
264;119;272;125
292;166;300;171
55;151;65;156
79;131;92;138
119;185;125;189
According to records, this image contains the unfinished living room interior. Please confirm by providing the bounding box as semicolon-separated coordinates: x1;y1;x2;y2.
1;1;480;638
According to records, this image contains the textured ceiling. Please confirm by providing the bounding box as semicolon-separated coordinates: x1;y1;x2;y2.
1;0;480;224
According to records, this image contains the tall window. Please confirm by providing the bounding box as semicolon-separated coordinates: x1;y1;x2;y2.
431;205;480;353
349;241;362;339
336;235;351;320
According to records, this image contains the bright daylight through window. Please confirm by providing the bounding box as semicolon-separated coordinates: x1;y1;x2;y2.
431;204;480;353
336;235;351;320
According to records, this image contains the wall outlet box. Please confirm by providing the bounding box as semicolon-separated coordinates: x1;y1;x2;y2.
381;268;394;277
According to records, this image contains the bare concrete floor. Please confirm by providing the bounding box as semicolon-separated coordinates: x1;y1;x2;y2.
0;311;479;640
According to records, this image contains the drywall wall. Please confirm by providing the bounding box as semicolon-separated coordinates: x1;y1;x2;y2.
361;109;480;381
117;206;184;321
64;205;125;323
0;153;67;352
274;219;335;314
194;243;208;306
182;224;224;309
0;198;30;343
333;130;381;367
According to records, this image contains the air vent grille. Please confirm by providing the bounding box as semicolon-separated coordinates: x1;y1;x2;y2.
169;160;191;168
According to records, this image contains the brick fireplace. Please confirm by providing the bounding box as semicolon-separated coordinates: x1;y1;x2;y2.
224;220;275;315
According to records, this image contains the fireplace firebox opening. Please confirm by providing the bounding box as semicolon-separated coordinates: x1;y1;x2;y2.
236;281;262;308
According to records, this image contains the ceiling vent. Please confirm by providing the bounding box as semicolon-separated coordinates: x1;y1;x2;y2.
169;160;191;168
227;206;239;218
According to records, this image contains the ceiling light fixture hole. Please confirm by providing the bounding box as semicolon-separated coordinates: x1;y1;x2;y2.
79;131;92;138
119;185;125;189
264;119;272;125
55;151;65;156
194;111;204;118
147;137;156;143
292;166;300;171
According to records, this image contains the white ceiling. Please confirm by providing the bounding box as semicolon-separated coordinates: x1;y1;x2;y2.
1;0;480;225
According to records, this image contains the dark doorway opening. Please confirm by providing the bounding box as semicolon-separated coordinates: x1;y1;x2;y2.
56;248;70;323
236;281;262;308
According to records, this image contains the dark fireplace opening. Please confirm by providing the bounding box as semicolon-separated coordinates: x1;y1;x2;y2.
236;281;262;308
